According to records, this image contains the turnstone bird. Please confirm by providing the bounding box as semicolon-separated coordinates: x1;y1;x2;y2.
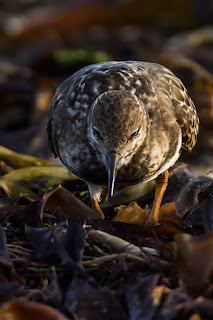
47;61;199;224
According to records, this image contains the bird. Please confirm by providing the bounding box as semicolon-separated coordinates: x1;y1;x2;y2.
47;61;199;224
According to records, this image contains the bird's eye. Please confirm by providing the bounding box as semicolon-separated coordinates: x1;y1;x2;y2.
93;126;103;140
129;128;140;140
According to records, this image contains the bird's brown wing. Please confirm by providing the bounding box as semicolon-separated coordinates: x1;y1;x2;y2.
47;94;58;157
47;77;73;157
160;67;199;151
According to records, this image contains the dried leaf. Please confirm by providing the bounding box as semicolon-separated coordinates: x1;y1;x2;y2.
40;185;102;224
126;274;162;320
0;225;25;302
65;276;127;320
158;288;191;319
26;222;88;277
8;184;103;229
0;298;69;320
113;202;148;225
9;200;42;228
163;166;212;217
198;183;213;203
174;231;213;294
158;203;183;227
159;290;213;319
35;267;62;306
183;183;213;235
113;201;182;232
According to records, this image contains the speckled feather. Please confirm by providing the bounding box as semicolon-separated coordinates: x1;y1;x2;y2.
47;61;199;193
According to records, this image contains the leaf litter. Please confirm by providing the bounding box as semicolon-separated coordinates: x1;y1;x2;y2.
0;147;213;319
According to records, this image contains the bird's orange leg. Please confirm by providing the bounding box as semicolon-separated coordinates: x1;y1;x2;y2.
91;198;105;219
146;170;169;226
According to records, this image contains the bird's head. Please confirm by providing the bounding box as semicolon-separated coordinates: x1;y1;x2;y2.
88;90;148;200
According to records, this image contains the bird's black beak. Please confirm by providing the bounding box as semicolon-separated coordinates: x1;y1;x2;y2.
106;151;120;201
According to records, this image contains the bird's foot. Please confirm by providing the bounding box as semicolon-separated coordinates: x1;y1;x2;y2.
145;170;170;226
91;198;105;219
145;206;160;226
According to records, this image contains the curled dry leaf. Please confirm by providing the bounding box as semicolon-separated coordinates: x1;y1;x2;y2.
25;222;87;278
158;202;183;228
113;202;148;225
40;185;102;224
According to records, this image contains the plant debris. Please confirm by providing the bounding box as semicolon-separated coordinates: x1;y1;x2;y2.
0;147;212;319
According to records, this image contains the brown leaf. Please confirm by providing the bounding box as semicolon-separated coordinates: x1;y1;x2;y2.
0;225;25;302
25;222;87;267
126;274;166;320
158;203;183;228
113;202;148;225
113;201;182;234
0;298;69;320
40;185;102;224
65;276;127;320
174;231;213;294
